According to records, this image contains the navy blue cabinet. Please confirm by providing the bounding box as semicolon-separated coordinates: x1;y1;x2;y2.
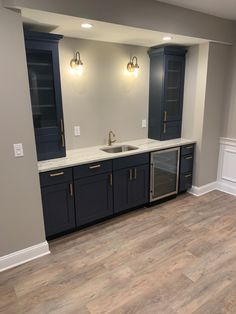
24;31;66;161
73;161;113;226
113;154;149;213
40;169;75;238
74;173;113;226
148;46;186;140
179;144;195;193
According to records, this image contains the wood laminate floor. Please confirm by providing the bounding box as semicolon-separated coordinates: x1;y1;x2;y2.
1;191;236;314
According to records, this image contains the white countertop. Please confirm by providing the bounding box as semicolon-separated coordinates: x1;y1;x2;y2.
38;138;196;173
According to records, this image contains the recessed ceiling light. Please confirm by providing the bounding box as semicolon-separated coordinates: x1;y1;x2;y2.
163;36;172;41
81;23;93;29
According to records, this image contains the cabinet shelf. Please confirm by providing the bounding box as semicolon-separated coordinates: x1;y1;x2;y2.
28;62;52;67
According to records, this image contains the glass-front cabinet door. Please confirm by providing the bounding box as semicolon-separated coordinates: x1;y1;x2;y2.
150;148;180;201
163;55;185;122
25;31;65;161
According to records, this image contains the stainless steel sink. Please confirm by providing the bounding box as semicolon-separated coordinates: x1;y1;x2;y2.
101;145;138;153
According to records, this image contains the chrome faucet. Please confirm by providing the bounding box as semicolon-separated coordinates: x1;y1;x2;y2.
108;130;116;146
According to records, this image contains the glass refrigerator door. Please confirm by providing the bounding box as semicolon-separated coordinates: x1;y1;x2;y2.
150;148;180;201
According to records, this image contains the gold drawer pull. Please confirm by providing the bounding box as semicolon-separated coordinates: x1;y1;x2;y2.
163;123;167;134
185;174;192;178
69;183;73;196
185;146;193;149
109;173;113;186
50;172;64;177
89;164;101;169
164;111;167;122
133;168;137;180
61;134;65;148
60;119;64;133
185;156;193;160
129;169;133;181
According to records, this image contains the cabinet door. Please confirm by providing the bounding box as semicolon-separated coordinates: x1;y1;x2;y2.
130;165;149;208
113;168;133;213
113;165;149;214
161;121;181;140
163;55;185;122
25;32;65;161
74;173;113;226
41;182;75;237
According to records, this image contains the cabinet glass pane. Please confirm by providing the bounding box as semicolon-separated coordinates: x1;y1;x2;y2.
152;149;179;199
26;51;57;129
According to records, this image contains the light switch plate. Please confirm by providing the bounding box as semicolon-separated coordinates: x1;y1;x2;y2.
142;119;147;128
14;143;24;157
74;126;80;136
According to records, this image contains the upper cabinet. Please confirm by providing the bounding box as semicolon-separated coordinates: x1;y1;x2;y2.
24;31;66;161
148;46;187;141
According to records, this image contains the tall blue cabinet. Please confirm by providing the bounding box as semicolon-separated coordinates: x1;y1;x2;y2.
148;46;187;140
24;31;66;161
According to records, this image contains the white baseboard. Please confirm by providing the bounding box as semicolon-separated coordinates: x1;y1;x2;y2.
188;181;219;196
0;241;50;272
218;181;236;196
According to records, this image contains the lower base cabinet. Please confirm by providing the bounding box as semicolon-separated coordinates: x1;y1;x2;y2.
74;173;113;226
114;164;149;213
39;148;194;239
41;182;76;237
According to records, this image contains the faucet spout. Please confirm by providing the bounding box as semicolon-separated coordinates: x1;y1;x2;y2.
108;130;116;146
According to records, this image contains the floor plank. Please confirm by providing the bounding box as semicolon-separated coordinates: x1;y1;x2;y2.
1;190;236;313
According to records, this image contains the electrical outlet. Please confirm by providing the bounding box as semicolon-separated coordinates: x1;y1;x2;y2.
142;119;147;128
74;126;80;136
14;143;24;157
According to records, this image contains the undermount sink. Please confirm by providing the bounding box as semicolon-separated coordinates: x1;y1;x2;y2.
101;145;138;153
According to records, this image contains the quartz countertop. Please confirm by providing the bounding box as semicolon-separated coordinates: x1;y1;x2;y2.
38;138;196;173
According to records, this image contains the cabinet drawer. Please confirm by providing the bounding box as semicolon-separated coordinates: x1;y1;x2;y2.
113;153;149;171
40;168;72;187
181;144;194;156
180;155;194;173
179;172;193;193
74;160;112;179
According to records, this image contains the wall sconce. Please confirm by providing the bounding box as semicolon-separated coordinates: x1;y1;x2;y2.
127;56;139;77
70;51;83;75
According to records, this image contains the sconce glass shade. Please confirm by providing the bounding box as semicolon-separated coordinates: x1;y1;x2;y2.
127;56;139;77
70;51;83;75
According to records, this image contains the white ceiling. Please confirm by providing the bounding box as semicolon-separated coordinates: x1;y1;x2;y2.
21;8;208;47
157;0;236;21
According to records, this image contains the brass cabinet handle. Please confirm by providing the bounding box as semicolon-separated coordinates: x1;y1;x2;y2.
185;156;193;160
164;111;167;122
61;134;65;148
129;169;133;181
133;168;137;180
60;119;64;133
185;174;192;178
89;164;101;169
50;172;64;177
69;183;73;196
163;123;167;134
109;173;113;186
185;146;193;149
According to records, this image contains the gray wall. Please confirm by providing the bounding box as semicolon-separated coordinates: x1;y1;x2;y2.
59;37;149;149
0;5;46;256
182;42;231;187
199;42;230;185
3;0;236;44
222;45;236;139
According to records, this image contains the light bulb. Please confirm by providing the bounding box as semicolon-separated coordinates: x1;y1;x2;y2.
133;67;139;77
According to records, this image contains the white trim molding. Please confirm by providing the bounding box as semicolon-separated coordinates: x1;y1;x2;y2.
0;241;50;272
217;137;236;197
189;181;219;197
